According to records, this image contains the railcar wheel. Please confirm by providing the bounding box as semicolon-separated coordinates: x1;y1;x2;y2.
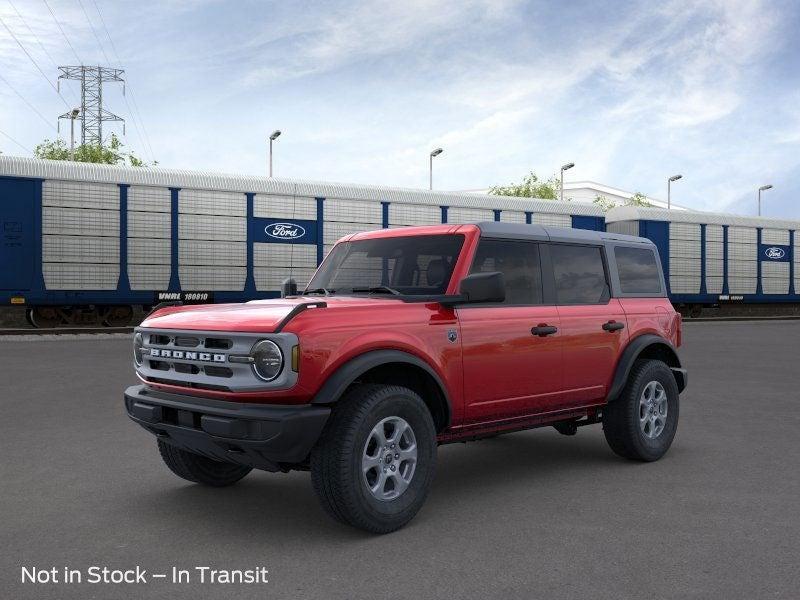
103;305;134;327
29;307;62;328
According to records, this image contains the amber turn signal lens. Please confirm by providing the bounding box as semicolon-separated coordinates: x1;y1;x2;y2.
291;345;299;372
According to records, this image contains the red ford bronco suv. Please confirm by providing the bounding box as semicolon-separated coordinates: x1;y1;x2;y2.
125;222;686;533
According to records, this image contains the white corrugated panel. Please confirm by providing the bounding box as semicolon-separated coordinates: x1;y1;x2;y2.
324;198;382;224
129;211;170;239
179;214;246;241
43;263;119;290
605;221;639;236
255;267;317;291
42;235;118;263
254;195;317;220
669;275;700;294
500;210;526;224
388;203;441;226
128;238;170;264
254;243;317;268
606;205;800;230
179;240;246;266
728;277;756;294
179;266;246;290
42;206;119;238
323;222;381;246
533;213;571;227
447;207;494;223
761;229;790;245
762;262;789;294
128;186;170;212
129;264;170;290
42;179;118;210
179;189;246;217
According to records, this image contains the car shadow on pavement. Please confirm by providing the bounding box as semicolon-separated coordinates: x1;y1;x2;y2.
124;428;637;541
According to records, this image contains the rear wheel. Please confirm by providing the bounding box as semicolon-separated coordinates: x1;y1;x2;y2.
603;359;679;461
311;384;437;533
157;439;252;486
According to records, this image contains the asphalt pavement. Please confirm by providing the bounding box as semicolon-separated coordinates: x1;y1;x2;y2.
1;321;798;599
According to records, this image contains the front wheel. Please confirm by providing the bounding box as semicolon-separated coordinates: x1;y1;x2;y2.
311;384;437;534
602;359;679;461
157;439;252;486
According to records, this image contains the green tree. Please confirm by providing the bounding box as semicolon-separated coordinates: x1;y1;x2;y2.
593;191;653;212
34;133;155;167
489;171;562;200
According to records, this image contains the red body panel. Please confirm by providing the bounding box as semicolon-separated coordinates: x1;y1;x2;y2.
138;225;682;435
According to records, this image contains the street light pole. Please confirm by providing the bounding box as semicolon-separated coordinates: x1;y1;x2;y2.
758;184;773;216
269;130;281;177
560;162;574;202
429;148;443;190
69;108;80;161
667;174;683;209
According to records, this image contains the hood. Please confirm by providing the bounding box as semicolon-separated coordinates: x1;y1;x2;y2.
140;296;403;333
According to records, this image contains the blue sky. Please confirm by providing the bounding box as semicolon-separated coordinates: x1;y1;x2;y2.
1;0;799;217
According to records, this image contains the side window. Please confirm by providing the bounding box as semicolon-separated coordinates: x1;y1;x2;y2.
614;246;662;294
550;244;608;304
469;240;542;304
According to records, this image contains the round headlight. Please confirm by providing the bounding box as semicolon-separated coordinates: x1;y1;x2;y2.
251;340;284;382
133;332;144;366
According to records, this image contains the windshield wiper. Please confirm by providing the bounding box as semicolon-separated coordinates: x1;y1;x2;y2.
351;285;402;295
302;287;334;296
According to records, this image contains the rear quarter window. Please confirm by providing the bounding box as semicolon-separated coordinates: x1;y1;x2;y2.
614;246;662;294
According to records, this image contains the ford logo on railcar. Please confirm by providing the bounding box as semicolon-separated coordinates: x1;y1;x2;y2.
265;222;305;240
765;247;786;259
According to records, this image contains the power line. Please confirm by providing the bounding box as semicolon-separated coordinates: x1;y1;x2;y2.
6;0;81;105
0;13;71;108
42;0;83;65
0;72;59;132
89;0;155;162
76;0;111;65
0;127;33;153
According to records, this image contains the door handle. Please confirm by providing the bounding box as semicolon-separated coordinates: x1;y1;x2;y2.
602;320;625;332
531;324;558;337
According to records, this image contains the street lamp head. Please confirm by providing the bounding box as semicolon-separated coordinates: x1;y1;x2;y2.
430;148;443;157
759;184;773;191
70;108;80;118
561;162;575;171
270;130;282;141
669;174;683;182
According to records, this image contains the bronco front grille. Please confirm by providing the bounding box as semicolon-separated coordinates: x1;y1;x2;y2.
136;327;298;393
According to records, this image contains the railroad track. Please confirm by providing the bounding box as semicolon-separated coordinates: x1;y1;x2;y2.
0;327;134;336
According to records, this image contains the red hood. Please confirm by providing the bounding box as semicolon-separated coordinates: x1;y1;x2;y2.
140;296;402;333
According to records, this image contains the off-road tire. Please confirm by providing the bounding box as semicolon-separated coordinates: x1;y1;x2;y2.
310;384;437;534
157;439;252;486
603;359;679;461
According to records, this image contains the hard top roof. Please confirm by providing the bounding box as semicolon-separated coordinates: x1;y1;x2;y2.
475;221;653;246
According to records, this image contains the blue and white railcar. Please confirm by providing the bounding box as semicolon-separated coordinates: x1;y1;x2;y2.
0;157;605;326
606;206;799;315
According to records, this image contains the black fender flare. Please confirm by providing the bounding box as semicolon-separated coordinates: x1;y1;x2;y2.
606;334;686;402
311;349;452;425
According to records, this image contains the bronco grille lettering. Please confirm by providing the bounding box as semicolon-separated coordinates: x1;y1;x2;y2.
149;348;226;362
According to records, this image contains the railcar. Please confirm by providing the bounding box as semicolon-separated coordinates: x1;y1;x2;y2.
606;206;800;317
0;157;605;326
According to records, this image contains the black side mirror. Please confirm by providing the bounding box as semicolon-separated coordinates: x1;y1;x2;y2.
459;271;505;304
281;277;298;298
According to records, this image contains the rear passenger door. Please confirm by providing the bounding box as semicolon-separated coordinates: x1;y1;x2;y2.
458;239;563;424
547;243;628;406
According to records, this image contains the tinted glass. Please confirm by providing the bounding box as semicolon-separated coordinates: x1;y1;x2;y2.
469;240;542;304
551;244;608;304
615;246;662;294
307;234;464;295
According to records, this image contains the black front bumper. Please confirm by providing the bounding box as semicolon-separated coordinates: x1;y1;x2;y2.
124;385;330;472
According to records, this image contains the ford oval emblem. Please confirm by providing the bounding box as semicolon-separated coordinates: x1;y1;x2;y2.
765;246;786;259
265;222;306;240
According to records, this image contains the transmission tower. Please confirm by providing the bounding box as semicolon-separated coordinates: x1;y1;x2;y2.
57;66;125;145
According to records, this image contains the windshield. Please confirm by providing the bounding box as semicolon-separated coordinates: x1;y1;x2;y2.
306;234;464;296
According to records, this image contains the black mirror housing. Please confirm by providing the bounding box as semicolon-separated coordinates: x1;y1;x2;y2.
281;277;298;298
459;271;505;304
